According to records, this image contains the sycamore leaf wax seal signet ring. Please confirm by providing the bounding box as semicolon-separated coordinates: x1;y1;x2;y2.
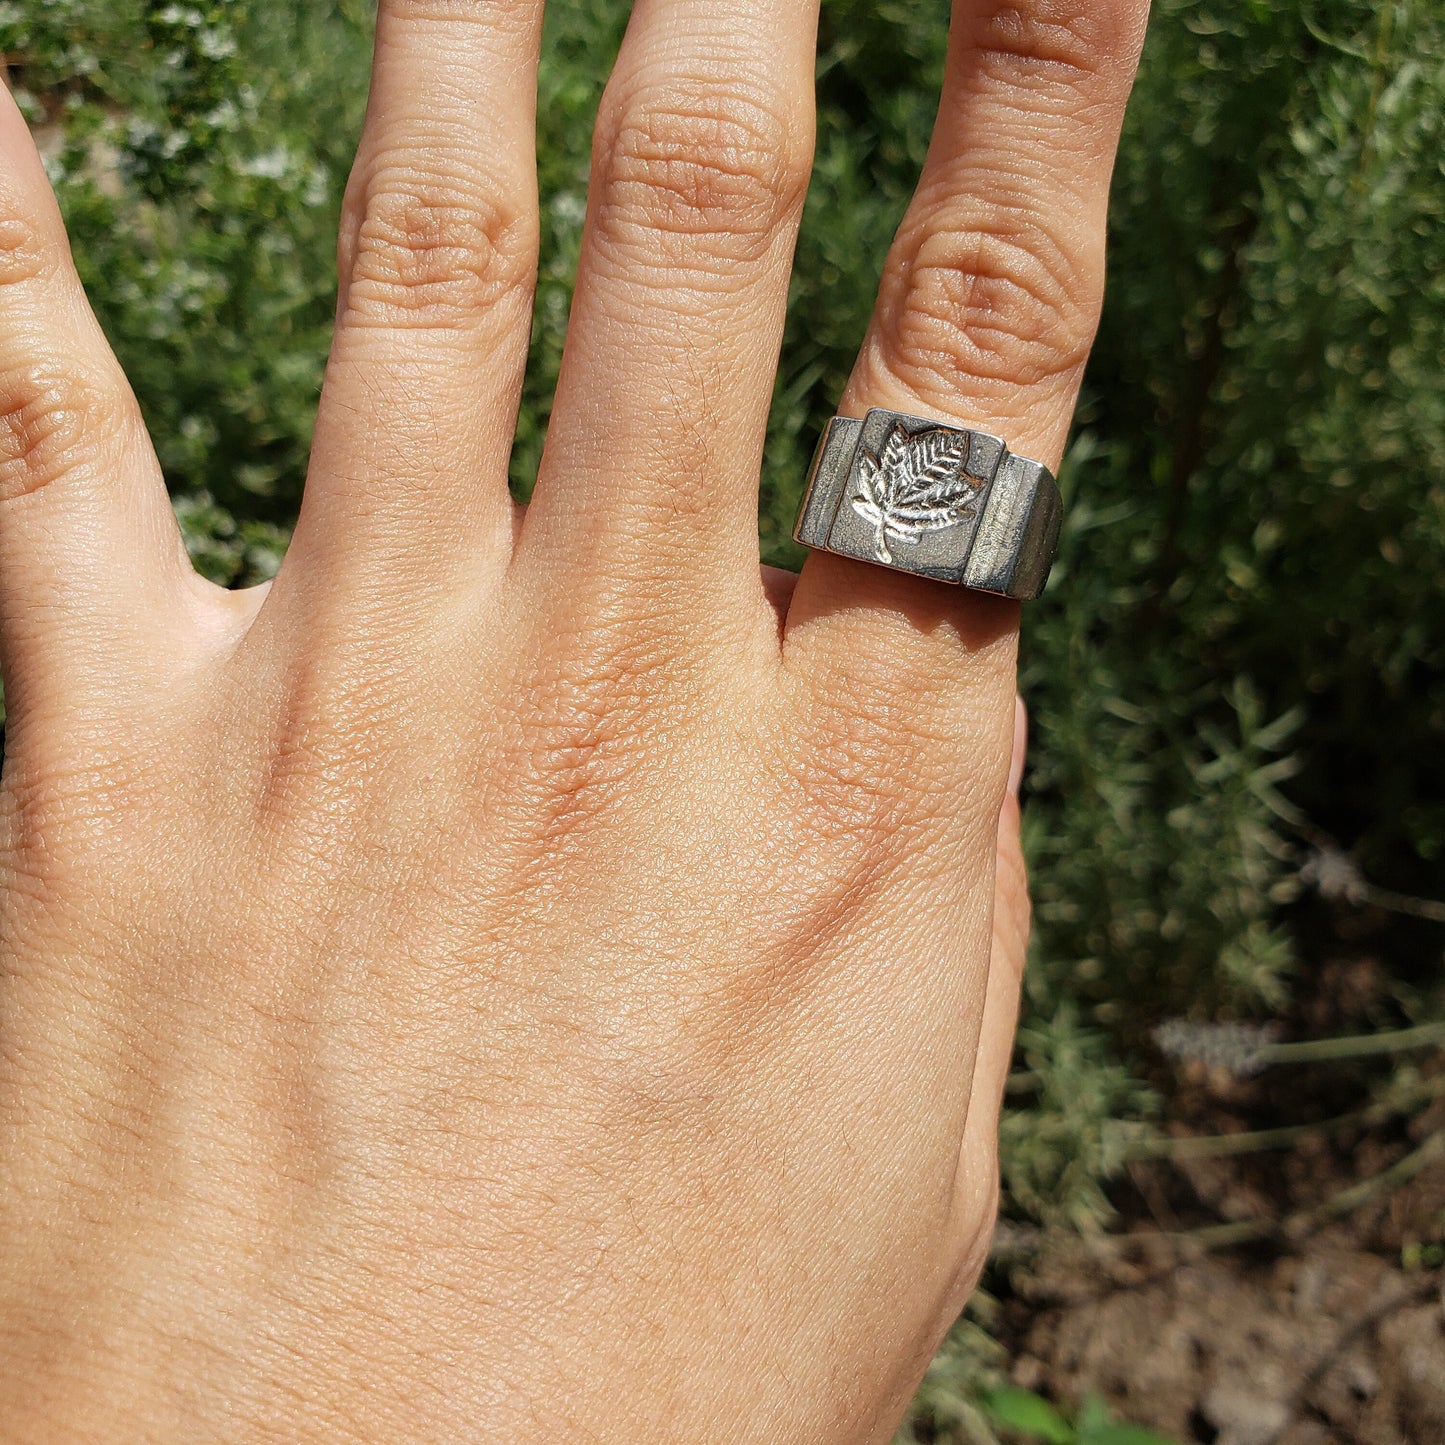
793;408;1062;599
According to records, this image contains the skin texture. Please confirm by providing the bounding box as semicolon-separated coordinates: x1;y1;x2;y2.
0;0;1147;1439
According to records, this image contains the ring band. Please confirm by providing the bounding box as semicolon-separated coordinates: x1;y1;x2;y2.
792;408;1061;600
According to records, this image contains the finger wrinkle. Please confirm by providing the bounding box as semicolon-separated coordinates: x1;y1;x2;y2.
379;0;541;27
0;365;121;505
960;0;1149;86
340;162;538;325
0;217;59;292
590;76;812;267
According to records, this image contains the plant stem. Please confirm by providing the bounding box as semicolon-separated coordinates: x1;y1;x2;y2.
1166;1128;1445;1253
1262;1020;1445;1065
1126;1071;1445;1161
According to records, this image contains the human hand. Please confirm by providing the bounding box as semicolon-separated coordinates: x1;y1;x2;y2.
0;0;1146;1437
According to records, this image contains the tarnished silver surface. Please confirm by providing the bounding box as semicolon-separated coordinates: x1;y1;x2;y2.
792;408;1061;599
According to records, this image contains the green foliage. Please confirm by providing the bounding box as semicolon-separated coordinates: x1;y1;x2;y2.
1105;0;1445;883
900;1340;1183;1445
5;0;1442;1434
1000;1005;1154;1233
1;0;371;583
980;1387;1177;1445
982;1387;1075;1445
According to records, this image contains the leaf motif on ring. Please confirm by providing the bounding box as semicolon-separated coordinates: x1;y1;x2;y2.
847;424;980;565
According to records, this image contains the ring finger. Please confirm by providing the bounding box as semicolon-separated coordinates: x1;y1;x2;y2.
785;0;1150;718
778;0;1149;1138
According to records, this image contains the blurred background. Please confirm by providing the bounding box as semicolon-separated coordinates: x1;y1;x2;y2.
2;1;1441;1441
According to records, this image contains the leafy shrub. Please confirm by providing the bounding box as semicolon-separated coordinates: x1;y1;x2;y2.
1;0;369;581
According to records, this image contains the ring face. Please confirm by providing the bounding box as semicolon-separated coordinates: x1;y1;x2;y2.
792;409;1061;599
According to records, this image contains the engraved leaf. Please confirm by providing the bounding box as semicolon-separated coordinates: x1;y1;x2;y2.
854;449;886;512
847;424;980;563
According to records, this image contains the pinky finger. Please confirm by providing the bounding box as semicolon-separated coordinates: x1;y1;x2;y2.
949;698;1031;1295
0;86;200;729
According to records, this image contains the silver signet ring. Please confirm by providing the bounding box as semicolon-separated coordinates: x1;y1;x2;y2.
792;409;1062;600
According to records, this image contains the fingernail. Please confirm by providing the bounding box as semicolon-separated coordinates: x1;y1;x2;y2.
1007;695;1028;797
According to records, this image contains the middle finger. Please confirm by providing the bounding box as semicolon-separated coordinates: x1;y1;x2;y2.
515;0;819;642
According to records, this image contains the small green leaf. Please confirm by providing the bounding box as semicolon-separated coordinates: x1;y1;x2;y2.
1077;1426;1179;1445
1076;1396;1112;1435
1074;1397;1178;1445
979;1386;1073;1444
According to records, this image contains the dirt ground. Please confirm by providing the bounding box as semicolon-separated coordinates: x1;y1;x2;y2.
995;1041;1445;1445
987;923;1445;1445
1009;1235;1444;1445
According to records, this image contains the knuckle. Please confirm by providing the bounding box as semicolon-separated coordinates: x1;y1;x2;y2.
0;218;60;291
788;699;920;850
593;78;811;269
0;731;160;900
382;0;535;20
504;707;636;872
501;616;688;862
520;694;631;832
341;162;537;327
789;645;1018;853
967;0;1148;89
877;210;1100;394
0;363;113;503
516;651;657;809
